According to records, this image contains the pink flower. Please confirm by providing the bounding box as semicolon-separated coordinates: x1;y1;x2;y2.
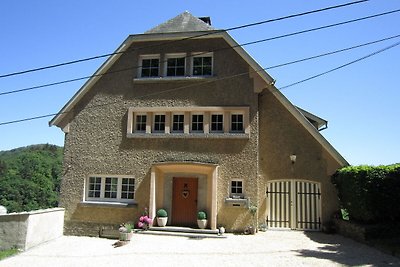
145;217;153;225
137;221;144;228
139;216;145;222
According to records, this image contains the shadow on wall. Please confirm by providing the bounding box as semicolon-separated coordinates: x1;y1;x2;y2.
294;232;399;266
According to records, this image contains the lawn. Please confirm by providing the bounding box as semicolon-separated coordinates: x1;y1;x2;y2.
0;248;19;260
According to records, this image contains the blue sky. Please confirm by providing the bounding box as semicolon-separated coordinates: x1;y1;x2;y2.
0;0;399;165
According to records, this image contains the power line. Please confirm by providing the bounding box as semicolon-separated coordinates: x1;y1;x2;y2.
0;0;369;79
2;9;399;97
279;40;400;90
0;39;398;127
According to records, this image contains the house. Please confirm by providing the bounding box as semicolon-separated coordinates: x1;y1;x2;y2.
50;12;348;235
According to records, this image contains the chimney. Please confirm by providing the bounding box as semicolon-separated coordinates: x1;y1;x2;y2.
198;17;211;26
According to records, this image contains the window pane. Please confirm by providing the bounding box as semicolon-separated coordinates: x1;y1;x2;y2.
176;67;185;76
151;59;159;67
121;178;135;199
173;114;184;132
203;57;212;66
150;68;159;77
211;114;223;132
104;177;117;199
142;59;150;68
88;177;102;199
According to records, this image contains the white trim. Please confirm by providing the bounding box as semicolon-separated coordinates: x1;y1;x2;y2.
85;175;135;204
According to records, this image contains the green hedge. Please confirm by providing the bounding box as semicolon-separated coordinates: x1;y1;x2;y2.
332;164;400;223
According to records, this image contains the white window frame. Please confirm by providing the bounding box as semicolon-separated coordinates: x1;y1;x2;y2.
191;113;204;133
230;179;244;198
171;113;185;133
165;53;186;77
134;113;147;133
230;113;245;133
138;54;160;78
191;52;213;76
210;113;224;133
85;175;135;204
153;113;166;133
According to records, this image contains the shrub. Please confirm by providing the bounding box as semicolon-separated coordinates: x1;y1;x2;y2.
156;209;168;217
197;211;207;220
332;164;400;223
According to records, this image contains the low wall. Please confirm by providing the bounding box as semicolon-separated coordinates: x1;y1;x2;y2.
0;208;65;250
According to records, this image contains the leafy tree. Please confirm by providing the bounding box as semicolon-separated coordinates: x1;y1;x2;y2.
0;144;63;213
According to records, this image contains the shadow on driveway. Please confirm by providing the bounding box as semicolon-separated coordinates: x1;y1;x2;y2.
296;232;399;266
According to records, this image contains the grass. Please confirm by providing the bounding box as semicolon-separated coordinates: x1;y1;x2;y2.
0;248;19;261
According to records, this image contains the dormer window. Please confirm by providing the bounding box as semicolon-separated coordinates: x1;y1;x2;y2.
192;53;213;76
139;55;160;77
166;54;186;76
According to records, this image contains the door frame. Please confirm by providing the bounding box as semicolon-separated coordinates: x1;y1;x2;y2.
149;162;218;230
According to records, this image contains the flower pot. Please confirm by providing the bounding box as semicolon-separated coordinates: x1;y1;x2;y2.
119;231;133;241
157;217;168;227
197;219;207;229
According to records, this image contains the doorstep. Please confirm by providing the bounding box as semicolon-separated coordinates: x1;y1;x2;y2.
137;226;225;238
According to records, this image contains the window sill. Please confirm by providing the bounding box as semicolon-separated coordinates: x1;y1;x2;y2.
133;76;216;83
224;197;249;207
127;133;250;139
79;201;137;208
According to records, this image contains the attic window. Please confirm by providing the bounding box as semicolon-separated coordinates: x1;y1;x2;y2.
139;55;160;78
192;53;213;76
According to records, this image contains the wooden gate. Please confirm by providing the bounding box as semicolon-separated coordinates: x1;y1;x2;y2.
266;180;321;230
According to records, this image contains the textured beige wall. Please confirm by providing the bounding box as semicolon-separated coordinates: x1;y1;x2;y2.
59;37;260;233
258;91;342;225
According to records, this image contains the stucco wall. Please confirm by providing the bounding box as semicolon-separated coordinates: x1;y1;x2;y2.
59;37;260;233
0;208;64;250
258;91;342;225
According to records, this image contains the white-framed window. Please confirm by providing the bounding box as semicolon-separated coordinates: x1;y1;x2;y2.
172;114;184;133
166;54;186;77
231;113;244;133
86;175;135;203
230;180;244;198
153;114;166;132
210;114;223;133
192;53;213;76
135;114;147;132
139;55;160;78
191;114;204;132
127;107;249;137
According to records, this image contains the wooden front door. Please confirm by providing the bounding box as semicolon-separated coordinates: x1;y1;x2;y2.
172;177;198;227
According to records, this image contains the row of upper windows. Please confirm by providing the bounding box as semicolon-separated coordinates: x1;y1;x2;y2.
138;53;213;78
133;112;244;134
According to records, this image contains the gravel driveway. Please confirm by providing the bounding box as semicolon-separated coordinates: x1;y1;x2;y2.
2;230;399;266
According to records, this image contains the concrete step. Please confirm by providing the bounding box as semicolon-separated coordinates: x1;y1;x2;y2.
137;226;225;238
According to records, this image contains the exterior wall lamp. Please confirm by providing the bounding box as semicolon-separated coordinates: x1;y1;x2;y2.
290;154;297;164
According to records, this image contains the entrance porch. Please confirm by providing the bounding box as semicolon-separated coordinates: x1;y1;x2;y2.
149;162;218;230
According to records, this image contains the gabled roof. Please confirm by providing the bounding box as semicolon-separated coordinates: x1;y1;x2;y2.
145;11;214;33
296;107;328;131
49;11;348;167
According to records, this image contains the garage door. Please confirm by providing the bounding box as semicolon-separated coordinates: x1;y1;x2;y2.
266;180;321;230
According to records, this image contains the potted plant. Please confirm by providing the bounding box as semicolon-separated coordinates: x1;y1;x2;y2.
156;208;168;227
119;222;134;241
197;211;207;229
